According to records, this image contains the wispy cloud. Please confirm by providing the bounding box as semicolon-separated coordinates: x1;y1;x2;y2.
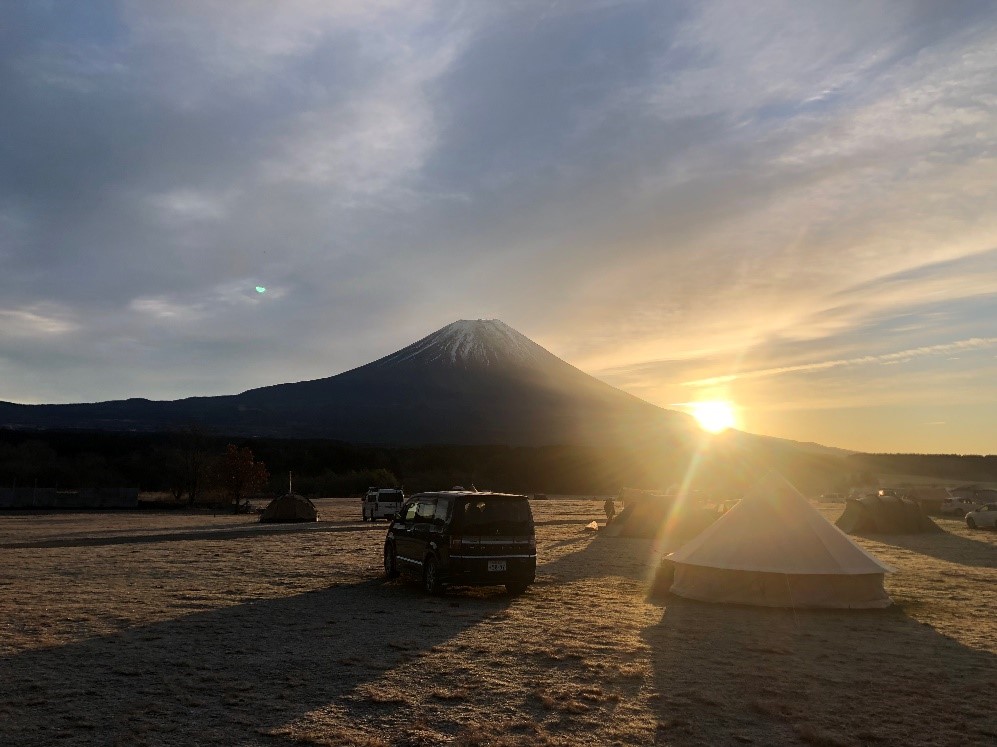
147;188;233;223
684;337;997;387
0;306;78;337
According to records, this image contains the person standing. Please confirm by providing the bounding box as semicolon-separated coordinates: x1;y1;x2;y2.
603;497;616;523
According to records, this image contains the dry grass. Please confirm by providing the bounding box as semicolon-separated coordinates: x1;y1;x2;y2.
1;497;995;745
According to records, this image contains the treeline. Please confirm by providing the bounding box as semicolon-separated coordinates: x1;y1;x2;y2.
0;428;690;498
1;427;991;502
0;430;408;501
844;453;997;484
0;427;841;500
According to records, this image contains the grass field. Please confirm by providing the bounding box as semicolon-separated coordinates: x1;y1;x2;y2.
1;498;995;746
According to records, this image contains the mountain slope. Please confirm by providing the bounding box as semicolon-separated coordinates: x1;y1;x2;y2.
0;320;694;445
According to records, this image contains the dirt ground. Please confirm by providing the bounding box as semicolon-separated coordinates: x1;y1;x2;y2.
1;498;994;746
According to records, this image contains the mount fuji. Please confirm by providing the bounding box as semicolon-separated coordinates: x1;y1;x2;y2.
0;319;695;445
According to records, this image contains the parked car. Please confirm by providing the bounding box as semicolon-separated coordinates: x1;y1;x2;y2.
940;496;979;516
965;504;997;530
383;490;536;595
362;488;405;521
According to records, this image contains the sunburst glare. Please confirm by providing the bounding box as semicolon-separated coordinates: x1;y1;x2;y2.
690;400;736;433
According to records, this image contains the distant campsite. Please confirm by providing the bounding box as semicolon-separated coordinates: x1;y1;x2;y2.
3;489;994;745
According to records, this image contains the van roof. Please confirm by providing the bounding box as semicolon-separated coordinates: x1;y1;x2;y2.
411;491;528;500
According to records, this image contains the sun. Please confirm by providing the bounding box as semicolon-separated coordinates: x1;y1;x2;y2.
690;400;736;433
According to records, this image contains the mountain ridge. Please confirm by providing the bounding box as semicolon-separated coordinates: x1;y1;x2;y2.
0;319;695;446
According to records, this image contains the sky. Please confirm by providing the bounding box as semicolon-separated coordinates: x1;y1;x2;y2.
1;1;996;455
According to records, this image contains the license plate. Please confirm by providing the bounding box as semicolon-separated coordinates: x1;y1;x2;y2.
487;560;507;572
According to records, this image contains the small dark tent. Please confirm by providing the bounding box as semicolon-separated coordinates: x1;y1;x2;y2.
835;495;940;534
603;488;716;546
260;493;318;523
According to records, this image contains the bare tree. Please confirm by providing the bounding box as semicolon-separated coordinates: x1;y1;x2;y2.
213;444;269;513
165;424;212;505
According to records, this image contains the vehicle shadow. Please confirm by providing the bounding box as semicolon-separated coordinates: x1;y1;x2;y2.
0;578;511;746
642;595;997;745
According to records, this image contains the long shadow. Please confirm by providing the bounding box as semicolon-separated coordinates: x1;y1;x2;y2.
853;527;997;569
0;578;510;746
643;595;997;745
0;521;383;550
534;518;604;527
545;529;997;743
538;530;662;586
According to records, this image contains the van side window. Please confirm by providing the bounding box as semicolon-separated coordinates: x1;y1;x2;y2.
415;500;436;522
433;498;451;526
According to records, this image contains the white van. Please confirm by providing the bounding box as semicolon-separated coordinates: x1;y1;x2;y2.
940;496;979;516
362;488;405;521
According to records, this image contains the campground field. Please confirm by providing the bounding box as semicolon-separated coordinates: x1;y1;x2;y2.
1;498;995;746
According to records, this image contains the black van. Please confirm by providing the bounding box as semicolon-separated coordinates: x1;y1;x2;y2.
383;490;536;595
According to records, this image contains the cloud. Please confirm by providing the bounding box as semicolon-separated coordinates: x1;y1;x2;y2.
117;0;437;102
1;1;996;452
561;6;997;384
644;0;904;123
259;31;465;206
684;337;997;387
129;297;199;321
148;189;232;223
0;306;78;337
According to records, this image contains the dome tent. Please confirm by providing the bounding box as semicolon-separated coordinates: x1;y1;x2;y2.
260;493;318;523
603;487;716;545
665;475;893;609
836;494;941;535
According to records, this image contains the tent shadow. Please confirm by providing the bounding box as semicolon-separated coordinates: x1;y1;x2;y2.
855;528;997;570
0;578;511;746
554;529;659;565
642;595;997;745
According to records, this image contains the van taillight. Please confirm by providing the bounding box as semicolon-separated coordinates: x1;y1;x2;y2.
449;537;462;551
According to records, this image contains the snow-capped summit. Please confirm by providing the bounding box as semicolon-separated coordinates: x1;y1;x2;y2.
374;319;552;369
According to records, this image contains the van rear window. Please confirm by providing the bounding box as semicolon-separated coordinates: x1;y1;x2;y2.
459;499;532;534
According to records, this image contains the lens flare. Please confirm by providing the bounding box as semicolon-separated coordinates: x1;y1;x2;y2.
690;400;736;433
255;286;266;294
